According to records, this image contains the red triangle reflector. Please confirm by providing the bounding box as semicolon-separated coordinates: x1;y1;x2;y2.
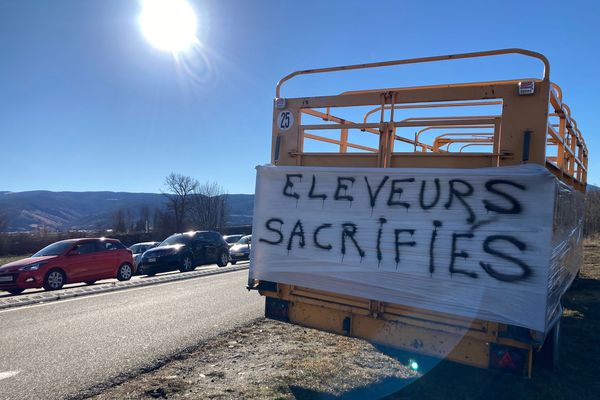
499;352;517;370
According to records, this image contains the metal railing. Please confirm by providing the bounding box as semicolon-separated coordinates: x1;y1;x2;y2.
277;49;587;189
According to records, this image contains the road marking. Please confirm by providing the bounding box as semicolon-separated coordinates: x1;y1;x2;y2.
0;269;249;314
0;371;20;380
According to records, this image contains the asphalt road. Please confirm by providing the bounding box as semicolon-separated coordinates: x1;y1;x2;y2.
0;270;263;400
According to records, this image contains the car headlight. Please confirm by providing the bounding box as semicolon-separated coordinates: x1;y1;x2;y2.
18;262;47;271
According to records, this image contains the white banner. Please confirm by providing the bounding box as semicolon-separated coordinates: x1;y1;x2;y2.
250;164;557;332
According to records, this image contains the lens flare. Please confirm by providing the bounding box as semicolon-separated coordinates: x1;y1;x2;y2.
409;359;419;371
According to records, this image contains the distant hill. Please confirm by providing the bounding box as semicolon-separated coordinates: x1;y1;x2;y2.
0;191;254;232
2;183;595;232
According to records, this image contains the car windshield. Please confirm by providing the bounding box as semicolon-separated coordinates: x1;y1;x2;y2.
237;236;251;245
160;235;191;246
131;244;150;253
225;235;242;244
32;241;74;257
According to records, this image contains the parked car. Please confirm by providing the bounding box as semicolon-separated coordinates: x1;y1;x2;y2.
223;234;244;248
138;231;229;276
0;238;134;294
129;241;160;272
229;235;251;264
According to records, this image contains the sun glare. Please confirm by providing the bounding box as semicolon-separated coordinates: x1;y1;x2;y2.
139;0;198;53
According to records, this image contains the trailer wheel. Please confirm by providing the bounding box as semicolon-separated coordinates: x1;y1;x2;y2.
535;319;560;369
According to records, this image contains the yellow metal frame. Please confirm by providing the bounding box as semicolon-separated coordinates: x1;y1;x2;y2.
259;49;588;377
272;48;586;189
260;284;535;371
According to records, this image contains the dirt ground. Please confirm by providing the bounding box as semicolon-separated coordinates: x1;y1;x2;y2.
84;240;600;400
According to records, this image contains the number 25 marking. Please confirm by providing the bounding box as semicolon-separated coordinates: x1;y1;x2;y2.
278;111;293;131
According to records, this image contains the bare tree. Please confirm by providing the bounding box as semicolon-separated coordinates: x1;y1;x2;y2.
152;208;161;232
190;181;229;231
112;208;127;233
135;205;151;233
0;210;9;255
152;208;173;237
163;173;199;232
125;208;134;232
0;211;8;233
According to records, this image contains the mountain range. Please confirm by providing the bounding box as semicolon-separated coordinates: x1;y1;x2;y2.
1;183;597;232
0;191;254;232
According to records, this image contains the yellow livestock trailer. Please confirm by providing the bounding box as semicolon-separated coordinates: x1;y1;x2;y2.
248;49;587;377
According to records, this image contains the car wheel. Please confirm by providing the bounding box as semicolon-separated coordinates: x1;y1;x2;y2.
43;269;66;291
179;255;193;272
7;288;24;295
217;251;229;267
85;281;96;285
117;263;133;281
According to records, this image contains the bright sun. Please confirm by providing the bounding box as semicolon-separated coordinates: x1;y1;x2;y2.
139;0;198;53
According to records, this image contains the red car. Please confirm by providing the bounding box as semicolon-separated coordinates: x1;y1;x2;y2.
0;238;134;295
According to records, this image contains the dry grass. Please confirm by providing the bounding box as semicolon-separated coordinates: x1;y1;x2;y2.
0;255;28;266
384;239;600;400
89;321;416;400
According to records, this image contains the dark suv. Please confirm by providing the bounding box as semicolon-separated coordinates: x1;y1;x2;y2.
138;231;229;275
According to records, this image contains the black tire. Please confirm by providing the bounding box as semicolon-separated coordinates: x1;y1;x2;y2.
7;288;24;295
230;260;237;265
179;255;193;272
85;281;96;285
116;263;133;281
43;269;66;291
217;251;229;267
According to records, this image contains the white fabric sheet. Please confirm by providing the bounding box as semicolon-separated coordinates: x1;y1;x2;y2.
250;164;576;332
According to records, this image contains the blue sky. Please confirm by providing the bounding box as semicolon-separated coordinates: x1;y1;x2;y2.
0;0;598;194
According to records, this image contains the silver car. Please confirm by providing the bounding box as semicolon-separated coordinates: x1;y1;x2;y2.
229;235;251;264
223;234;244;248
128;241;160;273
